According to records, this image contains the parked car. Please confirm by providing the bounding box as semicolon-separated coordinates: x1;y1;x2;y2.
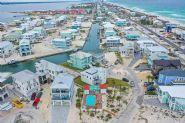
122;78;129;82
130;81;135;87
11;98;24;108
31;92;37;100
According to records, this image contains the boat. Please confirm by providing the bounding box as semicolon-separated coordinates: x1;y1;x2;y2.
8;59;17;65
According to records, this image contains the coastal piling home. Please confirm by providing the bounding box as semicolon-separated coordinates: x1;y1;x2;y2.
60;30;73;39
51;73;74;105
158;69;185;85
105;29;117;37
80;67;107;85
2;31;22;42
32;27;47;40
76;15;85;22
157;86;185;111
71;21;81;29
52;38;71;49
11;70;40;99
136;39;158;53
43;17;57;29
115;18;127;27
147;52;169;66
19;39;32;56
119;42;135;57
125;31;140;40
106;36;121;47
0;41;14;58
68;51;93;69
146;45;169;58
0;78;9;102
23;31;37;43
35;60;64;83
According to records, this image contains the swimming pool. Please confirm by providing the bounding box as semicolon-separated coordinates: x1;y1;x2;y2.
86;95;96;106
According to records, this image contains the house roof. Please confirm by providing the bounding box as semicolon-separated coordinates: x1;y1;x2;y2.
100;84;107;89
106;36;120;40
0;41;12;48
159;69;185;77
51;73;74;89
11;70;38;82
159;86;185;98
153;59;181;67
19;39;30;45
83;85;90;90
147;46;168;52
70;51;92;59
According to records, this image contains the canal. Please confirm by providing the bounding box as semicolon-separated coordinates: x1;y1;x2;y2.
0;23;101;82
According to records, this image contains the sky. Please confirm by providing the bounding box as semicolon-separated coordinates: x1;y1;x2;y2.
1;0;80;2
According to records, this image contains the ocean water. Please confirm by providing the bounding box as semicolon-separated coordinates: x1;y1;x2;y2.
0;2;79;22
107;0;185;24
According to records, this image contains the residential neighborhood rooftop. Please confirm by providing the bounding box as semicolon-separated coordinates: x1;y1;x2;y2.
159;69;185;77
159;86;185;98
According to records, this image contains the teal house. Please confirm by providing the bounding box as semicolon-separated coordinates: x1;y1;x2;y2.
71;21;81;29
158;86;185;111
125;31;140;40
52;38;71;48
116;19;127;27
68;51;92;69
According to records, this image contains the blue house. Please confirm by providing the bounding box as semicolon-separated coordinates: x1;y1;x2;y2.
158;69;185;85
148;52;169;66
44;17;56;29
19;39;32;56
52;38;71;48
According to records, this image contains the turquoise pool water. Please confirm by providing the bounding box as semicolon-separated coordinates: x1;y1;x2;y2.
86;95;96;106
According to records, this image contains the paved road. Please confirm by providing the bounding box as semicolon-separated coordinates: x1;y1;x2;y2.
131;19;185;54
128;53;141;68
111;67;144;123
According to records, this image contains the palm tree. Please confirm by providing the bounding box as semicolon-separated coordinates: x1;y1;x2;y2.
116;96;122;106
76;99;82;120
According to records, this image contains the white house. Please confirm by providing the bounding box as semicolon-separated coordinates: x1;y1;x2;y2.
106;36;121;47
0;41;14;58
22;31;37;43
11;70;40;99
51;73;74;105
136;39;158;53
35;60;64;83
80;67;107;85
119;42;135;57
0;79;9;102
146;45;169;57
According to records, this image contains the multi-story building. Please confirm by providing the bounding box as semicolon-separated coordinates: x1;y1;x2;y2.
11;70;40;99
52;38;71;48
0;41;14;58
19;39;32;56
51;73;74;105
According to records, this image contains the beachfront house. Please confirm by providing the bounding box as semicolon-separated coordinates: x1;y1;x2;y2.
106;36;121;47
0;79;9;102
91;52;105;64
80;67;107;85
180;32;185;40
146;45;169;58
56;15;67;26
68;51;93;69
12;27;26;34
35;60;64;83
52;38;71;48
60;30;73;39
105;29;117;37
125;31;140;40
119;42;135;57
158;69;185;85
136;39;158;53
0;41;14;58
71;21;81;29
157;86;185;111
152;59;181;76
22;31;37;43
11;70;40;99
115;18;127;27
19;39;32;56
51;73;74;105
147;52;169;66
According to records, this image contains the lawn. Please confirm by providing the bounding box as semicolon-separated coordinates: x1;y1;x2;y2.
74;76;87;87
61;62;83;72
106;78;129;88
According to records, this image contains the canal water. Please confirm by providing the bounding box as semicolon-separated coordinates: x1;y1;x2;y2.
0;23;100;82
